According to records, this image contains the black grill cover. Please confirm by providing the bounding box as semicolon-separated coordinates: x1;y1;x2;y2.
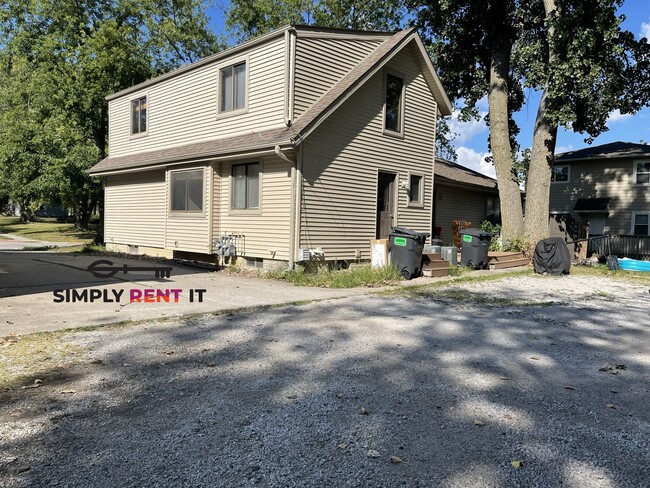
533;237;571;275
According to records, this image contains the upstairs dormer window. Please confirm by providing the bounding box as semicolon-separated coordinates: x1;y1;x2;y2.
131;96;147;135
219;61;246;113
551;165;569;183
384;71;405;135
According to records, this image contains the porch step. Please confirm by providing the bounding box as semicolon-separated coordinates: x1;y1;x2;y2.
422;267;451;278
488;252;531;269
423;260;451;271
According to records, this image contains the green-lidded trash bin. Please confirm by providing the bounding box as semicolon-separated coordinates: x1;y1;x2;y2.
460;228;492;269
389;226;430;279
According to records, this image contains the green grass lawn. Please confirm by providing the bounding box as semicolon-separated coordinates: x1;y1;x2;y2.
0;215;97;244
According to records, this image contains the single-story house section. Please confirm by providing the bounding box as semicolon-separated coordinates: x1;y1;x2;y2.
89;25;452;268
432;158;500;246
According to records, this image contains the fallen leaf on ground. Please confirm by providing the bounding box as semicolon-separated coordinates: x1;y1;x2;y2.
286;394;298;399
21;379;43;389
337;443;347;450
89;359;102;364
511;460;523;468
530;356;540;361
389;456;403;464
60;390;76;394
499;376;510;381
473;419;486;427
564;385;576;390
607;404;617;409
359;406;369;415
161;350;174;356
367;450;381;458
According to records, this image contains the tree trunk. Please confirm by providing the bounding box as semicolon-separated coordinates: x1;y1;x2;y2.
523;0;558;249
488;28;524;244
524;88;557;248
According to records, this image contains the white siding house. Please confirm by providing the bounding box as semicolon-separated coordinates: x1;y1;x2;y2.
90;25;453;267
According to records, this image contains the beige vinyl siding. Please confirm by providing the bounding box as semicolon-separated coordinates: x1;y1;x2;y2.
299;46;436;261
108;37;286;158
549;157;650;235
293;37;384;118
165;165;212;253
217;155;292;260
105;171;166;248
434;184;490;246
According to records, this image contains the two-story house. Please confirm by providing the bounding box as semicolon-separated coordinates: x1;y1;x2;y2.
549;141;650;248
89;25;452;268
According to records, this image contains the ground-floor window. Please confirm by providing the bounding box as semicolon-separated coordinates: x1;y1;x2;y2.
632;212;649;236
170;169;204;212
232;163;260;210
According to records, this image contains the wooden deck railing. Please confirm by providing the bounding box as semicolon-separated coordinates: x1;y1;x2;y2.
587;235;650;260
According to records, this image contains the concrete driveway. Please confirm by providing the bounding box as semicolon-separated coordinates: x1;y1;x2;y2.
0;252;372;336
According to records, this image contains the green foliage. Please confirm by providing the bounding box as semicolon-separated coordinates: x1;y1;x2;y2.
480;220;502;251
503;237;528;254
264;264;402;288
0;0;224;230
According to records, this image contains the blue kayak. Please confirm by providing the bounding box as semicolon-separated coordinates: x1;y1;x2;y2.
618;258;650;272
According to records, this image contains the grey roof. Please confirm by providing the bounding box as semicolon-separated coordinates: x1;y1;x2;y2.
90;28;438;175
555;141;650;162
434;158;498;190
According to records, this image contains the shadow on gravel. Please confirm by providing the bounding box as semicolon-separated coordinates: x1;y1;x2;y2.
1;291;649;487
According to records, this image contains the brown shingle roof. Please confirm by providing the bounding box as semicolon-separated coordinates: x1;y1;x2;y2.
434;158;498;190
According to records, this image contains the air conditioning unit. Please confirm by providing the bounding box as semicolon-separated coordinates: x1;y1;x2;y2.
298;248;311;261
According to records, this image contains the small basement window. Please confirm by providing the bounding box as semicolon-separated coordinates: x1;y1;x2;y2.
551;165;569;183
131;96;147;135
408;174;423;205
232;163;260;210
170;169;204;212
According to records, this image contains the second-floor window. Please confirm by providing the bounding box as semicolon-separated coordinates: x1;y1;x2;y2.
131;96;147;135
634;161;650;184
220;62;246;113
551;165;569;182
384;73;404;134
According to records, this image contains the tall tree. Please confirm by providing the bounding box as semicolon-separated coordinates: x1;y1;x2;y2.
0;0;223;230
411;0;650;247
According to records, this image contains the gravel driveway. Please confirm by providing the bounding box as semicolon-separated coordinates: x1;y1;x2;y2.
1;274;649;487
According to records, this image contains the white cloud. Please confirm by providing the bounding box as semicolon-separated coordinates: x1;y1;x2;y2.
447;110;489;144
455;147;496;179
607;109;632;124
555;144;574;155
640;19;650;41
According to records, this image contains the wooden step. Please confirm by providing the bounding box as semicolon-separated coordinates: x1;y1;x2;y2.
488;251;527;263
490;257;531;269
422;253;442;261
422;267;450;278
423;260;451;271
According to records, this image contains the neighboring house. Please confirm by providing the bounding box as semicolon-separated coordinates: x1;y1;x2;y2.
89;25;452;267
549;141;650;241
432;158;500;245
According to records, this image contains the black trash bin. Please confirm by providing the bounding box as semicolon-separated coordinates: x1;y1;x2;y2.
389;226;430;279
460;228;491;269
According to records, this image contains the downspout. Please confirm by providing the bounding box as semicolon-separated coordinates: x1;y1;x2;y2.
293;145;304;267
276;145;298;268
284;27;297;127
430;108;440;244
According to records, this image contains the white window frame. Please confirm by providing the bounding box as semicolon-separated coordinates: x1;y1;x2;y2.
168;167;206;216
551;164;570;183
382;69;406;138
631;211;650;236
217;55;249;118
229;161;262;214
130;93;149;138
407;172;424;207
632;160;650;185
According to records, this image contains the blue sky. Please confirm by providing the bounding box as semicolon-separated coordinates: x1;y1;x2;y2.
205;1;650;178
